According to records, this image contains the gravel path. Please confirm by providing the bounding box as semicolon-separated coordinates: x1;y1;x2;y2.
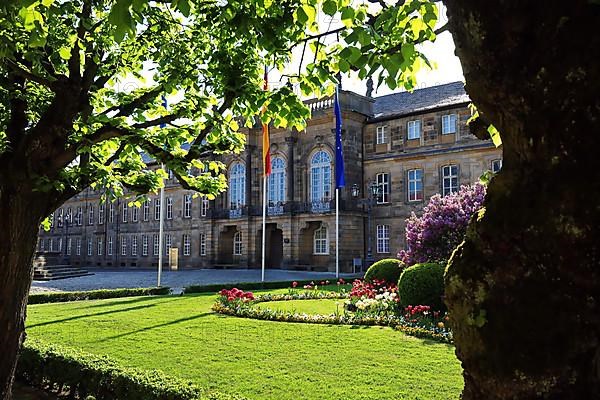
31;268;359;292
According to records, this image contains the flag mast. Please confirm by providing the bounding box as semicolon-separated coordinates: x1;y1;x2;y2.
158;95;168;287
261;67;271;283
334;84;345;279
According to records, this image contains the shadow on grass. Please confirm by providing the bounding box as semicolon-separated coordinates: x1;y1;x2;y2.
99;312;213;341
82;295;177;309
27;303;158;329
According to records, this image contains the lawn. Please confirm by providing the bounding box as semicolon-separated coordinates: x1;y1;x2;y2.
26;291;463;400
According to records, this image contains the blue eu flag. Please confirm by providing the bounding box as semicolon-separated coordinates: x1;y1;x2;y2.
334;86;345;188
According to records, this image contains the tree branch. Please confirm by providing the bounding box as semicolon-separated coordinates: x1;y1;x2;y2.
4;59;55;89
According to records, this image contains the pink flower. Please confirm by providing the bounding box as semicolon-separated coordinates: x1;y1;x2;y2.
292;281;298;288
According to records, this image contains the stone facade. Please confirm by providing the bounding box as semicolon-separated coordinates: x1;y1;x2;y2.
37;82;502;273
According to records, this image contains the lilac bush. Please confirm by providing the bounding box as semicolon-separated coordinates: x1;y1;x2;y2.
398;183;486;265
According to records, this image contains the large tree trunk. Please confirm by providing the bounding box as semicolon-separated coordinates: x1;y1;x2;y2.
444;1;600;399
0;187;47;400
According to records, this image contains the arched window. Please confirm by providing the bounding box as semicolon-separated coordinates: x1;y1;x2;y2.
310;151;331;203
268;157;286;204
229;162;246;208
233;231;243;255
313;226;329;255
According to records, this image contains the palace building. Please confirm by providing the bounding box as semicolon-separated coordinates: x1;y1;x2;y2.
37;82;502;273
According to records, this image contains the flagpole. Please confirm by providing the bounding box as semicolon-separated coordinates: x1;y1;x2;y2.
261;175;267;282
335;188;339;279
158;164;165;287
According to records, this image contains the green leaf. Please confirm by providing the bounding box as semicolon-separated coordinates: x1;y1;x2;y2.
58;47;71;60
487;124;502;147
322;0;337;16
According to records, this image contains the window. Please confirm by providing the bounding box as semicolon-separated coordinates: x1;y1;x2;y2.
50;213;54;228
183;194;192;218
165;234;172;251
132;205;138;222
97;238;103;256
492;159;503;173
66;208;72;225
132;236;138;256
442;165;459;196
376;173;390;204
407;120;421;140
76;207;83;226
201;199;209;217
66;238;71;255
166;197;173;219
310;151;332;203
40;239;45;252
87;238;92;256
143;200;150;221
121;236;127;256
142;235;148;256
376;125;388;144
58;238;63;253
154;198;161;220
407;169;424;201
200;233;206;256
229;163;246;208
267;157;286;204
153;234;159;255
107;236;113;256
76;238;81;256
233;231;242;255
109;203;114;223
122;203;128;223
183;234;191;256
313;226;329;255
57;209;63;227
88;205;94;225
98;204;104;225
377;225;390;253
48;238;53;252
442;114;457;134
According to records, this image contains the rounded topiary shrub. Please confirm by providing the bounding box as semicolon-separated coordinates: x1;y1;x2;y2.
398;262;446;310
364;258;404;285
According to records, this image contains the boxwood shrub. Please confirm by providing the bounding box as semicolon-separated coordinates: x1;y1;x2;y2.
17;339;245;400
28;287;171;304
363;259;404;285
184;280;321;294
398;263;446;311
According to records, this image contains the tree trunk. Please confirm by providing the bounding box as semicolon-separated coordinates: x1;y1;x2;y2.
444;1;600;399
0;187;47;400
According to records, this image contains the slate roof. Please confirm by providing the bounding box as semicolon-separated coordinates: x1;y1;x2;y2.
371;81;469;120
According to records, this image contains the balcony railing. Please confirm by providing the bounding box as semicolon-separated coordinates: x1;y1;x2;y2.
210;200;363;220
267;204;285;216
310;201;331;213
229;208;243;219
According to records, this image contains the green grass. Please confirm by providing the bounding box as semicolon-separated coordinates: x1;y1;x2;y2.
254;299;342;314
26;292;463;400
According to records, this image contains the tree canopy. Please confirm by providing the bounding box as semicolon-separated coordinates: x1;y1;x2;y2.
0;0;440;215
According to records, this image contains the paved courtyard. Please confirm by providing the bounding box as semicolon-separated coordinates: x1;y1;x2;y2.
31;268;360;293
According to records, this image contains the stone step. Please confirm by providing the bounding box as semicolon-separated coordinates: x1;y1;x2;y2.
33;271;93;281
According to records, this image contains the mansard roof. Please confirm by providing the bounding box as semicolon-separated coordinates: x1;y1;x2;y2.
371;81;469;121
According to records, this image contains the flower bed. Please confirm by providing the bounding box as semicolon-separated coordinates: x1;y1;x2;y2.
211;282;453;344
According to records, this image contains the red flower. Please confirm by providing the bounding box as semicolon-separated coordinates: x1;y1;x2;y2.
292;281;298;288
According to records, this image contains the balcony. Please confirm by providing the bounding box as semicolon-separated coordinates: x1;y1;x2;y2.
267;203;285;216
310;201;331;213
229;208;243;219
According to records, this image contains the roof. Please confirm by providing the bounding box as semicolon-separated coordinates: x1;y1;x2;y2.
371;81;469;120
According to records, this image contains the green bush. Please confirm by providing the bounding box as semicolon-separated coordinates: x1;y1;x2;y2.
184;280;320;294
17;339;245;400
364;259;404;284
28;287;171;304
398;263;446;311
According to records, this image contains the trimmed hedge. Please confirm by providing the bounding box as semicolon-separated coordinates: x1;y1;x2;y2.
28;287;171;304
364;259;404;284
17;339;245;400
398;263;446;311
184;280;325;294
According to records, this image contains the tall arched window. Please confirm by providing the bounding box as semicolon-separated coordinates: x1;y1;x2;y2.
310;151;331;203
233;231;243;255
229;162;246;208
268;157;286;204
313;226;329;255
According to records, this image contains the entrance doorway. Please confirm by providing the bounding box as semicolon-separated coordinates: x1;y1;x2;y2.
256;224;283;268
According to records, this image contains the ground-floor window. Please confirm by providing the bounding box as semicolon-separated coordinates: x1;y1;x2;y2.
313;226;328;255
200;233;206;256
233;231;243;255
121;236;127;256
76;238;82;256
107;237;113;256
376;225;390;253
142;235;148;256
66;238;71;255
153;234;159;255
97;238;103;256
87;238;93;256
183;234;191;256
132;236;138;256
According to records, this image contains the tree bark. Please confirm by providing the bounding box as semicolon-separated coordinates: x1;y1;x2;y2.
444;1;600;399
0;186;48;400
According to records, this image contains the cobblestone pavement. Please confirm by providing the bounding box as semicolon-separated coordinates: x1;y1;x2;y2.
31;268;360;292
